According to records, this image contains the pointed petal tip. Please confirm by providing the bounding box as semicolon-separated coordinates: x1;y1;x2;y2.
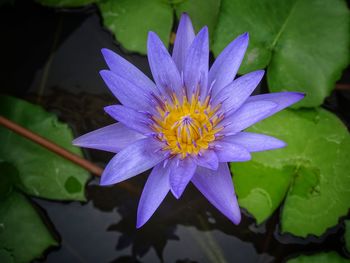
263;137;287;150
230;211;241;225
99;69;109;78
170;186;185;199
278;140;287;148
240;32;249;41
194;26;208;40
147;31;158;42
295;92;306;99
192;164;242;225
72;137;82;146
147;32;157;48
233;32;249;46
100;48;116;67
199;26;209;35
247;69;265;81
99;174;114;186
282;91;306;104
171;189;181;199
180;12;190;20
71;134;99;148
101;48;116;62
136;221;144;229
136;215;147;229
227;197;241;225
103;105;113;115
256;69;265;75
101;48;109;55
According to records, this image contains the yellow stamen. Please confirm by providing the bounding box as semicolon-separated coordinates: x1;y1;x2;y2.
152;92;223;158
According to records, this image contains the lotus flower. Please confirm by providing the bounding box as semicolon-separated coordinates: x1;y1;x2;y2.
73;14;304;228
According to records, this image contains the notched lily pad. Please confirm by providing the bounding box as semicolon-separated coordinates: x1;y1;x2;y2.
213;0;350;107
0;95;90;201
231;108;350;237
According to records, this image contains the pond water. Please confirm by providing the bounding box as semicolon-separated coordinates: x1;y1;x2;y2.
8;1;350;262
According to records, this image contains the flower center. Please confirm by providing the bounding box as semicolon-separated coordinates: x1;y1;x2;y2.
152;92;223;158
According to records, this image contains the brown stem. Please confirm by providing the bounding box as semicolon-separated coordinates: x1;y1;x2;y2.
0;115;103;175
0;116;141;195
335;83;350;91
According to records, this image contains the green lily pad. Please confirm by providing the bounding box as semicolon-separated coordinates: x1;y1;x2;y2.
98;0;173;54
213;0;350;107
345;220;350;253
173;0;221;42
0;190;58;263
286;252;350;263
231;108;350;237
0;95;90;201
36;0;95;7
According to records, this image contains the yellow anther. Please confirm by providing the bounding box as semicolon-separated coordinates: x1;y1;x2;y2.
152;92;222;158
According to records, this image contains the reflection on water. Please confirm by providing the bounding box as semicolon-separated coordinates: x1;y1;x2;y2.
34;177;275;263
34;173;346;263
10;1;350;262
34;167;347;263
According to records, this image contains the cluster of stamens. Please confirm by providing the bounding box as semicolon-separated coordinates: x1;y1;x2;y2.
151;90;223;158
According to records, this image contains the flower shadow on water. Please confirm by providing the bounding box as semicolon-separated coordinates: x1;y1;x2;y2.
87;173;275;263
85;172;347;263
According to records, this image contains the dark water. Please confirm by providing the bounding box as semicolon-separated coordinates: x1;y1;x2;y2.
7;1;350;262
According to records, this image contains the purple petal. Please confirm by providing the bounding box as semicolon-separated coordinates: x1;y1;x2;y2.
100;138;166;186
101;48;158;95
137;162;170;228
100;70;154;112
220;101;277;135
73;123;145;153
209;33;249;97
213;141;251;162
172;13;195;73
212;70;265;114
195;149;219;170
192;163;241;224
223;132;286;152
169;157;197;199
147;32;182;98
183;27;209;98
246;92;305;118
104;105;152;135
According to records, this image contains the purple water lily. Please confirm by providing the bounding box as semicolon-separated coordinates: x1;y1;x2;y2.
73;14;304;228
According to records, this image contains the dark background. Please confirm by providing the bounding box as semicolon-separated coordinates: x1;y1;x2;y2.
2;1;350;262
